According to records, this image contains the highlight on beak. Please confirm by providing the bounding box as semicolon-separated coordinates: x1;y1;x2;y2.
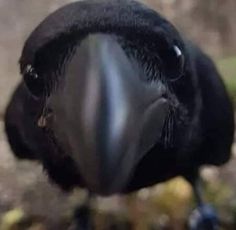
46;34;170;195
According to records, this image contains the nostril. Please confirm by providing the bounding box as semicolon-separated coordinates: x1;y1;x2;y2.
37;108;54;128
37;116;47;128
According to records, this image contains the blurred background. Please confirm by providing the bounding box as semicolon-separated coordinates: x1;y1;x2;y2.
0;0;235;229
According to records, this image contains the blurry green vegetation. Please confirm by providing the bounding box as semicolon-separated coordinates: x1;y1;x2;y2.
1;178;236;230
217;56;236;106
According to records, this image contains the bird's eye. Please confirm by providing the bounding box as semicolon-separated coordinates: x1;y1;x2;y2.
164;45;185;81
173;45;185;75
23;65;45;98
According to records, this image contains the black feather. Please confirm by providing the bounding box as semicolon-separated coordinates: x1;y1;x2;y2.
5;0;234;194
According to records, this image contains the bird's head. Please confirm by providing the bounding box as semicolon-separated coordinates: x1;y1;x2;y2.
19;0;186;195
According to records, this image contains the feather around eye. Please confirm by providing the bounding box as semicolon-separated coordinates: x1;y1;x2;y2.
23;64;45;98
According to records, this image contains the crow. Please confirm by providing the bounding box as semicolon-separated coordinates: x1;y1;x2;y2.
4;0;234;229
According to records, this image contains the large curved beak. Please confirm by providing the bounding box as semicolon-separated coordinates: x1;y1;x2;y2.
47;34;169;195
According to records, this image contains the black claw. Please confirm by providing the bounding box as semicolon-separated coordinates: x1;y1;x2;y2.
189;204;219;230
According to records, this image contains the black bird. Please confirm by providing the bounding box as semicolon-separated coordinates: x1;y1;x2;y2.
5;0;234;229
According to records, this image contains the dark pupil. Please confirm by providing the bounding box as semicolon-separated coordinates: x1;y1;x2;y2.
165;47;184;81
24;67;45;98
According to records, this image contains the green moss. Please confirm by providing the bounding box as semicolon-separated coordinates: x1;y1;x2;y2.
217;56;236;106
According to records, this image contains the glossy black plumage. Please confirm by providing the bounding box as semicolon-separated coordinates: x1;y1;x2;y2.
5;0;234;195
